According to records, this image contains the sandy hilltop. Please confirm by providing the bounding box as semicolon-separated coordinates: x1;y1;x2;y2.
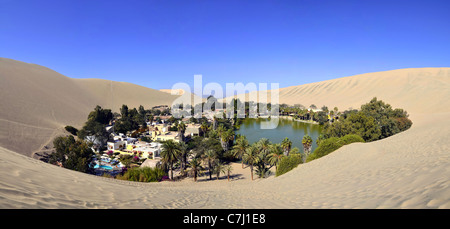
0;57;449;209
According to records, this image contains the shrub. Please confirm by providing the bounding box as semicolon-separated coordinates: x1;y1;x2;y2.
116;167;166;182
339;134;365;145
64;126;79;136
306;134;364;162
276;153;303;176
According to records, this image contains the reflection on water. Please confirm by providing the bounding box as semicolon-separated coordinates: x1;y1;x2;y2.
235;118;323;153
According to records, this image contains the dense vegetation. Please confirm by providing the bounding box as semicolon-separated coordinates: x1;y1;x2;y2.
116;167;166;182
275;153;303;176
306;97;412;162
306;134;365;162
77;105;113;151
321;97;412;142
48;135;95;173
280;103;336;124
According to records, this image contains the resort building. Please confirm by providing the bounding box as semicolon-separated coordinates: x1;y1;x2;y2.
149;123;181;142
128;141;162;160
107;140;126;151
185;123;202;137
107;134;138;151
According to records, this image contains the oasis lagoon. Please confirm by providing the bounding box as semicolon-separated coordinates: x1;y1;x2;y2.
235;117;323;153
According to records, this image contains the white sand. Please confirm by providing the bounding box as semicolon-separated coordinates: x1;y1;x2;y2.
0;58;449;208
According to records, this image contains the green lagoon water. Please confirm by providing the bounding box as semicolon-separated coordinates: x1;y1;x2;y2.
236;118;323;153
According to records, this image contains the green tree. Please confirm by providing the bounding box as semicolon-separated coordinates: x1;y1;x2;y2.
268;143;284;171
189;157;203;182
200;122;209;137
224;164;233;181
243;144;259;181
161;140;181;180
64;126;79;136
232;135;249;168
276;153;303;176
302;135;313;163
177;121;186;141
214;160;225;180
203;149;217;180
256;138;271;156
49;135;94;173
177;141;190;176
281;137;292;156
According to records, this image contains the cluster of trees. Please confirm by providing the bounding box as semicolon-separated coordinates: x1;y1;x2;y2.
116;167;166;182
48;135;95;173
158;121;307;181
307;134;365;162
159;138;233;181
280;104;339;125
302;98;413;164
321;97;412;142
114;105;147;134
77;106;113;151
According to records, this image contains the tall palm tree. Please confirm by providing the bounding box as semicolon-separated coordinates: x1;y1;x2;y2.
161;140;181;180
220;129;235;151
189;157;203;182
302;134;313;163
200;122;208;137
243;144;259;181
214;160;225;180
224;164;233;181
177;121;186;141
257;138;271;157
268;143;284;171
203;149;216;180
177;141;189;176
281;137;292;156
232;135;249;168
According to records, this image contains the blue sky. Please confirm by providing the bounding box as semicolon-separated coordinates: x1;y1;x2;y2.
1;0;449;91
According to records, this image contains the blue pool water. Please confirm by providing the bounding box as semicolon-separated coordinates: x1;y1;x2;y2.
94;164;113;170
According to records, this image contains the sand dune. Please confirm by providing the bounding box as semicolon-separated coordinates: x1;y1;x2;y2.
0;58;179;157
160;88;185;95
0;58;449;209
223;68;450;114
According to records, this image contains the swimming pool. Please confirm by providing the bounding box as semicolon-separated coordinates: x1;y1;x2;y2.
94;164;113;170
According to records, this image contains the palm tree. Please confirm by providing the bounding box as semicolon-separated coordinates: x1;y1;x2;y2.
232;135;249;168
220;129;235;151
161;140;181;180
302;134;313;163
256;138;271;157
214;160;225;180
243;144;259;181
224;164;233;181
268;143;284;171
189;157;203;182
177;121;186;141
177;141;189;176
200;122;208;137
281;137;292;156
203;149;216;180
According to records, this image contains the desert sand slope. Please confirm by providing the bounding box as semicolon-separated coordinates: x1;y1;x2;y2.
0;58;179;157
0;63;449;208
223;68;450;114
74;79;179;112
0;112;448;209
